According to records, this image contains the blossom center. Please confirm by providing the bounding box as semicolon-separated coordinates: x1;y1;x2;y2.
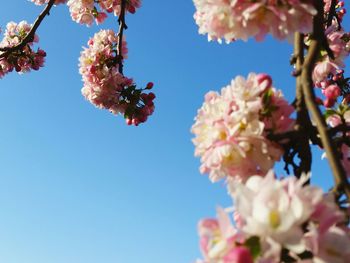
269;210;281;229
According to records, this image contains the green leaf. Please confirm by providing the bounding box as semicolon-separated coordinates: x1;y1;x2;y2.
244;236;261;259
324;109;337;119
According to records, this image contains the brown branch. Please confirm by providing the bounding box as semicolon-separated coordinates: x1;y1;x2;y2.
301;0;350;199
116;0;128;75
0;0;55;58
294;32;312;179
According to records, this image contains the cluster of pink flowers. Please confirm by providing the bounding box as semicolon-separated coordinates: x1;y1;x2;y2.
30;0;67;5
29;0;140;26
312;1;350;107
196;207;253;263
67;0;141;26
0;21;46;78
80;29;154;125
191;73;294;182
196;172;349;263
193;0;316;42
324;0;346;21
312;25;350;88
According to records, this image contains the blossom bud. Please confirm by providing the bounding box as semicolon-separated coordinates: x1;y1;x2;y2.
324;98;336;108
148;92;156;100
223;247;254;263
96;12;108;25
323;84;341;100
146;82;154;90
256;73;272;92
126;118;132;125
128;5;136;14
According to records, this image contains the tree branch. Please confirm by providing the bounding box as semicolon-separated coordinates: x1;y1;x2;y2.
0;0;55;58
116;0;128;75
294;32;312;179
301;0;350;199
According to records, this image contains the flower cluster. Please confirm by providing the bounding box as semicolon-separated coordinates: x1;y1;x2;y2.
67;0;141;26
30;0;67;5
80;29;154;125
311;1;350;107
196;172;349;263
196;207;253;263
193;0;316;42
324;0;346;21
0;21;46;79
191;73;294;182
312;25;350;91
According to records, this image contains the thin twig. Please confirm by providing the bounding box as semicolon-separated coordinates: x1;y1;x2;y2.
0;0;55;58
116;0;128;75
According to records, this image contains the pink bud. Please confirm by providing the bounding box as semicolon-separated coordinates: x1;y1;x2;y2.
323;84;341;100
324;98;336;108
96;12;108;25
88;38;94;46
146;82;154;90
148;92;156;100
256;73;272;92
37;49;46;57
132;118;140;126
128;5;136;14
223;247;253;263
126;118;132;125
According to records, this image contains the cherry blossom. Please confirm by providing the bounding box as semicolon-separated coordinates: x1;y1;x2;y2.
312;25;350;88
193;0;316;42
191;73;294;182
197;207;249;263
67;0;141;26
228;171;324;254
80;29;154;125
0;21;46;78
30;0;67;5
305;224;350;263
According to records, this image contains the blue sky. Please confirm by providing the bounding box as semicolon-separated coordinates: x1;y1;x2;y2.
0;1;349;263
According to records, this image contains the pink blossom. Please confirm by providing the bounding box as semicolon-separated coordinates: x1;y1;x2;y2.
79;30;154;125
191;73;294;182
67;0;141;26
228;171;323;254
305;225;350;263
322;84;342;100
0;21;46;78
312;25;350;86
193;0;316;42
223;247;253;263
30;0;67;5
326;114;342;127
198;207;246;262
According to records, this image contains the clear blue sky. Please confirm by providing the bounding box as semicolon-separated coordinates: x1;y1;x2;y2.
0;1;349;263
